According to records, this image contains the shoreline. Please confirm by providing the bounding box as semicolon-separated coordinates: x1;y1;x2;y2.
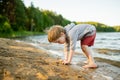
0;38;85;80
0;38;120;80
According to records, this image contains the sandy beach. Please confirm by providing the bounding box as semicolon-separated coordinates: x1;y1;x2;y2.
0;38;120;80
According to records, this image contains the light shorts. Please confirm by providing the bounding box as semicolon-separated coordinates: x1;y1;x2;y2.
81;31;96;46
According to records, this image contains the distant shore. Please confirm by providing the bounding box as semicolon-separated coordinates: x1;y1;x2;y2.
0;38;120;80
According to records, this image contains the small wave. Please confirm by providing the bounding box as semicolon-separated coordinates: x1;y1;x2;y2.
93;74;113;80
100;38;107;40
94;57;120;68
48;50;63;58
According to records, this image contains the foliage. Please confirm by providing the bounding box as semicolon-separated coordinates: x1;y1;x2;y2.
0;0;120;38
76;21;117;32
14;0;27;31
11;31;45;38
0;15;13;37
114;26;120;32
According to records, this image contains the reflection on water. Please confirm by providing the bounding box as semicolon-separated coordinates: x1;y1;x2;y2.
15;32;120;62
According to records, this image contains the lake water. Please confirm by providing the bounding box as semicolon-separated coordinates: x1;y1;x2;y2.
15;32;120;63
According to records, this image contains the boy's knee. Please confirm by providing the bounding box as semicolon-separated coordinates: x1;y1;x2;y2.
81;45;88;51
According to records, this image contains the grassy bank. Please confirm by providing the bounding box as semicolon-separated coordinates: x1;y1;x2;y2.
0;31;46;38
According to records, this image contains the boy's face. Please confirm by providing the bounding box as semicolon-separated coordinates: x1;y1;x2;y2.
53;32;66;44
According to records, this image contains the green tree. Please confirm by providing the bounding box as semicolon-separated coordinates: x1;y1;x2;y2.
0;15;13;37
14;0;27;31
114;26;120;32
0;0;15;24
76;21;116;32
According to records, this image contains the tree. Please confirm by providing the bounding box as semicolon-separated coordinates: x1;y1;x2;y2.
0;0;15;24
114;26;120;32
0;15;13;37
14;0;27;31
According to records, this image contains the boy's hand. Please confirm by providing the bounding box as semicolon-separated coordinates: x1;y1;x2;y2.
62;60;70;65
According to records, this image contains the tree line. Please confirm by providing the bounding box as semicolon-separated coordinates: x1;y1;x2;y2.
76;22;120;32
0;0;120;37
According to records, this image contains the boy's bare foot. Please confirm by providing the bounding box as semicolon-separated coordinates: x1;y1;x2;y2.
82;64;98;69
83;60;88;64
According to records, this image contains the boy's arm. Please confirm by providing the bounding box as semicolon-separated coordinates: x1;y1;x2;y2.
63;49;74;65
64;43;69;61
63;30;77;64
68;49;74;63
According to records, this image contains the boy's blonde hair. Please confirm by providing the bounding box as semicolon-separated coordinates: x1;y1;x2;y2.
48;25;65;42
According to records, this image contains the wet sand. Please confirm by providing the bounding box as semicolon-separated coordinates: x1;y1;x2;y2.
0;38;85;80
0;38;120;80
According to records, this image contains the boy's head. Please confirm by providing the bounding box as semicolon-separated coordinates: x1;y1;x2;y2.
48;25;66;44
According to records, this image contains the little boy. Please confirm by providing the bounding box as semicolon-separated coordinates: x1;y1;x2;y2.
48;23;97;68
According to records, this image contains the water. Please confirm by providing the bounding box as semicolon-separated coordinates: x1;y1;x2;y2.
15;32;120;62
95;32;120;50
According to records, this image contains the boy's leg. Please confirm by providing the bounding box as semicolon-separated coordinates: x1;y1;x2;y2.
81;45;89;64
80;32;97;68
81;45;97;68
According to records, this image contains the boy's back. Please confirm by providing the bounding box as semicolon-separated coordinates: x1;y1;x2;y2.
64;23;96;50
